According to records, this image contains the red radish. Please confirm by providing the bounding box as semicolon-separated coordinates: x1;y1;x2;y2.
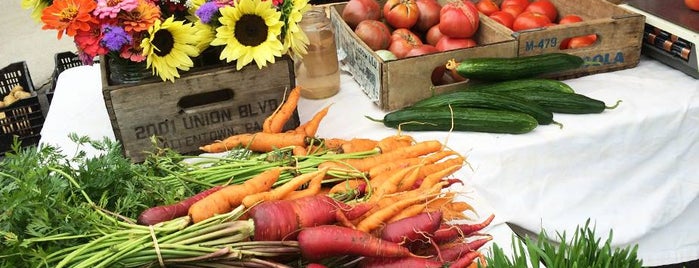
306;264;328;268
428;236;492;262
431;214;495;244
448;250;483;268
249;195;365;241
359;256;444;267
381;211;443;243
137;186;223;225
297;225;416;261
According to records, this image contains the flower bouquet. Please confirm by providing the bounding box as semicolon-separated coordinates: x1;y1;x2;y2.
22;0;311;82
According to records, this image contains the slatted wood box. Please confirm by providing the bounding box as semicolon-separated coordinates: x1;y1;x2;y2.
329;4;518;111
101;56;299;162
488;0;645;79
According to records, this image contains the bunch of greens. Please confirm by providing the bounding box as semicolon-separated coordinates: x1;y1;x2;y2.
485;220;643;268
0;135;192;267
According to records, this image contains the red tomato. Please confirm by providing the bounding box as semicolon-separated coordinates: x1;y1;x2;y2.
384;0;421;29
389;28;423;58
439;0;480;38
489;11;515;29
354;20;392;50
476;0;499;16
501;0;530;9
405;44;439;57
567;35;596;49
425;24;445;46
512;11;551;32
435;37;477;51
525;0;557;22
342;0;382;29
413;0;442;33
501;3;526;18
685;0;699;11
558;14;583;24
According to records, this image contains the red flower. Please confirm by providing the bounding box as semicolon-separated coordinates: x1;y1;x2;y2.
41;0;98;39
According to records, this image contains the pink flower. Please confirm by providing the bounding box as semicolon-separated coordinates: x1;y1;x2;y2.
74;23;108;59
93;0;139;19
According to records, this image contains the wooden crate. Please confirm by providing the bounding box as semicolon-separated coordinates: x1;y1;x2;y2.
101;56;299;162
329;4;518;111
488;0;645;79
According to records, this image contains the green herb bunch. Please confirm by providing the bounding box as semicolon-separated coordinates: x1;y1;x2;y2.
485;220;643;268
0;135;190;267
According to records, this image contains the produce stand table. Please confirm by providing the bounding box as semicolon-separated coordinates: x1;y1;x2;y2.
39;55;699;266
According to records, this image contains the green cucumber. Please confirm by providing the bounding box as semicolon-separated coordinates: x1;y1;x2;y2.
369;107;539;134
466;78;576;94
448;53;584;81
411;91;556;125
502;90;622;114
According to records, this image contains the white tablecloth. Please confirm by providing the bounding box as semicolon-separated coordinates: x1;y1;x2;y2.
40;56;699;266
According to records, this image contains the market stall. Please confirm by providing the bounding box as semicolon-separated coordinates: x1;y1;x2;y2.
39;54;699;266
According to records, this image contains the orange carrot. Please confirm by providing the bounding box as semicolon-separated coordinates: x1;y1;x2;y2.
368;157;423;180
322;138;350;152
242;168;328;208
266;86;302;134
417;164;462;191
301;104;332;137
417;156;466;180
292;145;308;156
369;165;422;203
319;140;444;172
200;132;309;153
356;192;439;233
387;203;429;223
367;150;460;179
340;138;379;154
188;167;282;223
328;179;366;195
282;169;326;200
376;135;414;153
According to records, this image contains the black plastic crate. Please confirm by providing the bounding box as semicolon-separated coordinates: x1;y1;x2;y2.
1;61;44;156
48;51;84;104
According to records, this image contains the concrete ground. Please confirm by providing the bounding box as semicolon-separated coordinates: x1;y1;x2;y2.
1;2;76;91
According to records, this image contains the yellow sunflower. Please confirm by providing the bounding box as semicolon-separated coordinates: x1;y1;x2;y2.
193;21;216;53
210;0;285;70
281;0;311;57
21;0;49;22
141;16;201;82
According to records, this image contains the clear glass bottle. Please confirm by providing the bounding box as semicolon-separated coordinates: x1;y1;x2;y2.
296;7;340;99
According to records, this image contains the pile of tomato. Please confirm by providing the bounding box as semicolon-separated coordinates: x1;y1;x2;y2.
476;0;596;49
342;0;481;60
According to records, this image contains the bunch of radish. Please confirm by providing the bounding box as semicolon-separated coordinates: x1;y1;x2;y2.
342;0;481;60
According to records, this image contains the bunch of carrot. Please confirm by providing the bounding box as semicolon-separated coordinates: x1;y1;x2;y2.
124;86;497;267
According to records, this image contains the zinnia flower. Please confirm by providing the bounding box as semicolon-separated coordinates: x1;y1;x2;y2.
119;0;161;33
210;0;284;70
93;0;139;19
74;23;108;59
141;16;201;82
41;0;98;39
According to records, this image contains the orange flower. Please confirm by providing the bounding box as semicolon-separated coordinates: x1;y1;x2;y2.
119;0;161;33
41;0;97;39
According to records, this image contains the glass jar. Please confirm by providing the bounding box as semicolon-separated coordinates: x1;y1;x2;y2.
108;57;153;85
296;7;340;99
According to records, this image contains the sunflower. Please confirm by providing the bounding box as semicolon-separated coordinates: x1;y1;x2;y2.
141;16;202;82
210;0;285;70
40;0;97;39
280;0;310;57
21;0;50;22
